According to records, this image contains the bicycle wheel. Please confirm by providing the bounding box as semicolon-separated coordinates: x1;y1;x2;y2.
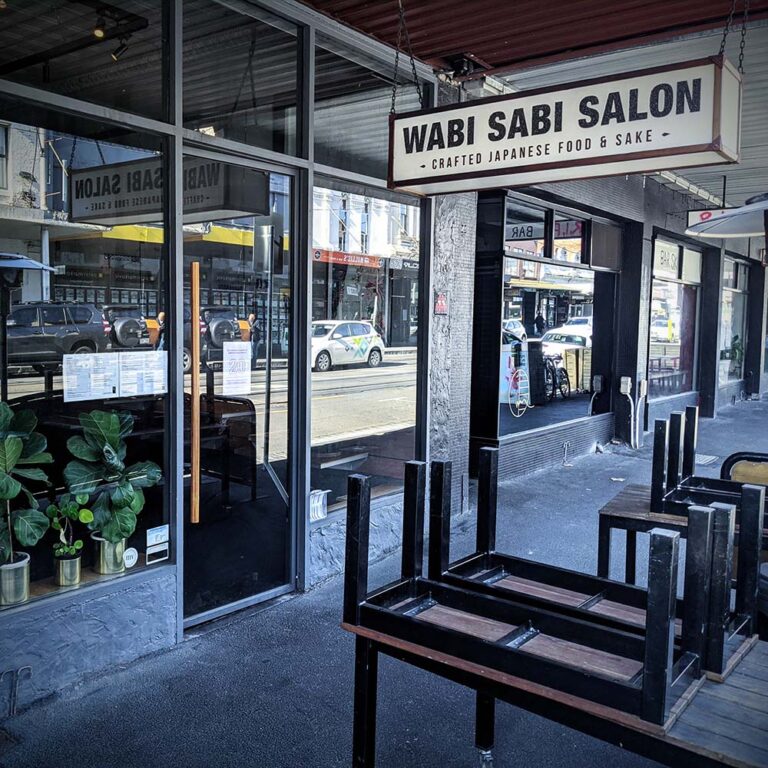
558;368;571;399
544;362;555;401
507;370;529;418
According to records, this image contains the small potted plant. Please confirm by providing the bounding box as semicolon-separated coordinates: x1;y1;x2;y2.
46;494;94;587
0;404;52;606
63;410;162;575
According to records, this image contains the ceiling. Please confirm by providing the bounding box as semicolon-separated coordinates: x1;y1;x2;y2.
299;0;768;76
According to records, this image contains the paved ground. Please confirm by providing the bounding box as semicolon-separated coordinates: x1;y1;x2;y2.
2;399;767;768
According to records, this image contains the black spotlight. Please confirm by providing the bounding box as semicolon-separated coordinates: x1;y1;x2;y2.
111;38;129;61
93;15;106;38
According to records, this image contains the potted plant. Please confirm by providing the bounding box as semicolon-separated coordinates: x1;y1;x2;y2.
0;404;52;606
63;410;162;575
46;493;94;587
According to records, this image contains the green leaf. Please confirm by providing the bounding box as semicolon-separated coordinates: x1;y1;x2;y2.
16;452;53;465
78;508;94;524
128;487;145;515
80;411;122;451
10;409;36;435
101;506;136;543
46;504;59;519
0;525;10;565
118;412;134;440
51;519;62;531
20;432;45;459
12;507;49;547
102;444;125;474
0;403;14;434
66;436;101;462
126;461;162;489
12;467;50;485
0;437;23;474
74;539;83;551
75;494;89;506
111;481;135;510
63;460;104;495
90;492;111;530
19;487;39;510
0;470;22;501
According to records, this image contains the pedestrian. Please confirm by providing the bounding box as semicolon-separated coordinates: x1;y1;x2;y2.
534;311;546;337
155;311;165;350
248;313;260;367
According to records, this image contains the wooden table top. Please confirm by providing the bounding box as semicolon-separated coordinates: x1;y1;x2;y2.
599;484;689;527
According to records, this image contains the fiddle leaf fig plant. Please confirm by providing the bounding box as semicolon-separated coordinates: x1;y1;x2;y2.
46;493;94;558
63;410;162;544
0;403;53;565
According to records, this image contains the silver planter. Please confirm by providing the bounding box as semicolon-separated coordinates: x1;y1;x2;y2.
0;552;30;606
92;534;125;575
55;555;81;587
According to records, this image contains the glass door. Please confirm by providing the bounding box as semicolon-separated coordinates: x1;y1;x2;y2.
181;157;293;621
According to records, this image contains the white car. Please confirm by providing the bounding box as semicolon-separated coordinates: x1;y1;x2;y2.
311;320;385;372
502;318;527;341
541;325;592;357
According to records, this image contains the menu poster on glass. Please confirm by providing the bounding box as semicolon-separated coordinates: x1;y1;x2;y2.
63;353;120;402
119;351;168;397
222;341;252;395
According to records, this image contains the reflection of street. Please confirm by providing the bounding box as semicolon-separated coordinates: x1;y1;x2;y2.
7;353;418;464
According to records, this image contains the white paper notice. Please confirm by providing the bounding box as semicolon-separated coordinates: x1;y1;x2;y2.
119;351;168;397
63;353;120;402
222;342;252;395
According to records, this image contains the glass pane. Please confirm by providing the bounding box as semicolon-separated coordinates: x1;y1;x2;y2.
648;280;698;398
0;1;166;120
183;161;293;617
0;110;169;611
723;258;737;289
500;259;595;434
654;240;680;279
315;43;421;178
505;202;546;258
682;248;701;284
0;124;7;188
719;289;747;385
183;3;298;155
553;215;585;263
311;185;420;510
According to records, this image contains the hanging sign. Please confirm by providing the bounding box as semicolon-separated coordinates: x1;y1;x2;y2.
71;157;270;226
389;57;741;195
686;208;733;228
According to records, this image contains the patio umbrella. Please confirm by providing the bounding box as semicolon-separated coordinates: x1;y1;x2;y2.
0;253;55;401
685;193;768;238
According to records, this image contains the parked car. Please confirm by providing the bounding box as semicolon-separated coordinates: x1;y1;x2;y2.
502;318;527;341
311;320;384;372
201;305;242;368
102;304;151;349
540;325;592;357
564;317;592;328
7;302;109;371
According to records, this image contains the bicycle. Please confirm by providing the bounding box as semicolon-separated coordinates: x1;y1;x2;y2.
507;366;531;418
543;354;571;401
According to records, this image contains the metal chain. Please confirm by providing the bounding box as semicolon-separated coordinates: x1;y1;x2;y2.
738;0;750;73
390;0;424;114
718;0;738;56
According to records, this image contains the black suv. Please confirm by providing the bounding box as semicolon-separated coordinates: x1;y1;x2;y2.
102;304;151;350
7;302;109;371
200;305;242;367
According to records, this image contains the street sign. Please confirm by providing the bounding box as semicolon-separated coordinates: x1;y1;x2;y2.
389;57;741;195
434;291;449;315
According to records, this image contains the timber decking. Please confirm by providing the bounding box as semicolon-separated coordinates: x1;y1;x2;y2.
668;641;768;768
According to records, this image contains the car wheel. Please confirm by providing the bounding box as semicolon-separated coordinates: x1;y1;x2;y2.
315;351;332;372
182;348;192;373
367;348;382;368
72;344;93;354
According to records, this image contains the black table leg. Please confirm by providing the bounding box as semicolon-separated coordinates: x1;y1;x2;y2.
475;691;495;761
625;529;637;585
597;517;611;578
352;637;378;768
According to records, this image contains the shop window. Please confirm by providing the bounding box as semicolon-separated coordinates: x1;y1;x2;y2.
719;258;748;386
183;3;298;155
0;2;166;121
0;124;7;189
505;203;546;258
553;214;586;264
0;112;170;612
311;183;420;511
500;259;598;436
314;40;421;178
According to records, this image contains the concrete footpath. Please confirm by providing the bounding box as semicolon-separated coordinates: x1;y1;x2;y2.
2;400;767;768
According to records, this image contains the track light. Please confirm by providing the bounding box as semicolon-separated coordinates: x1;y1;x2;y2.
93;15;106;38
111;39;129;61
0;1;8;9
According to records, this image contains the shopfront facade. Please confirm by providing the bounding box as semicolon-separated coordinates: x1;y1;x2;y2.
0;0;435;713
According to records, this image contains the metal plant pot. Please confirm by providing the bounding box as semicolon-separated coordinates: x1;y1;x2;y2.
92;534;125;575
0;552;30;606
55;555;81;587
